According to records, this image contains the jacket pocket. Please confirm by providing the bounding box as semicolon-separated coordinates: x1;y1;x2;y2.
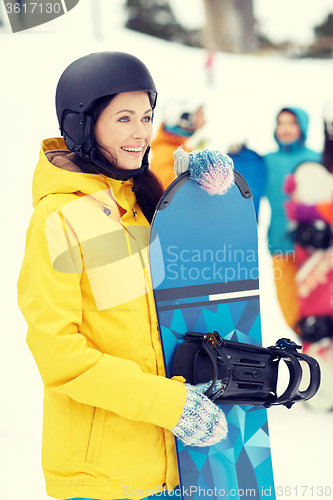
85;407;106;464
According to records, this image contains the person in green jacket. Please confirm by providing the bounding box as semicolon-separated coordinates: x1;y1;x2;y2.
264;107;320;331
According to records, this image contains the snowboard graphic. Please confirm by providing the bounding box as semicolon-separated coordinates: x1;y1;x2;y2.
149;170;275;500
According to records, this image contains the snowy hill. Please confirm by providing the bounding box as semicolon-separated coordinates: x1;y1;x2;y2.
1;1;333;499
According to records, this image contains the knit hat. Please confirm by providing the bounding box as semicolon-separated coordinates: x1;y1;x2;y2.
163;97;204;135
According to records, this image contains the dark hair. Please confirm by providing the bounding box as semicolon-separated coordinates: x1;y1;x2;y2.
323;126;333;173
134;168;164;223
73;93;164;223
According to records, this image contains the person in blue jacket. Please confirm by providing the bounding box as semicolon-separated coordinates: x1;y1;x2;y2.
228;144;265;220
264;107;321;331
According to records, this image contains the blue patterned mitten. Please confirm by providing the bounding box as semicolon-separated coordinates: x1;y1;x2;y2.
171;383;228;447
173;147;234;196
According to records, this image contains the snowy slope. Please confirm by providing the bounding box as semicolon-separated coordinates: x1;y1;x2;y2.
1;2;333;499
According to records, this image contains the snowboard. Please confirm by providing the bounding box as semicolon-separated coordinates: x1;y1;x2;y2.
149;170;275;500
288;161;333;410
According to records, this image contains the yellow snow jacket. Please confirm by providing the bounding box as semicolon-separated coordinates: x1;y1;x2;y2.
17;138;186;500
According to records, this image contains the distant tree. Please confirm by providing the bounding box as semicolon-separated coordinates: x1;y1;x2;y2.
203;0;258;53
305;13;333;58
314;13;333;37
124;0;202;47
256;32;275;50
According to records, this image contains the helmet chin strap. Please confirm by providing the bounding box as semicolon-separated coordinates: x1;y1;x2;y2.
88;145;150;189
132;146;150;192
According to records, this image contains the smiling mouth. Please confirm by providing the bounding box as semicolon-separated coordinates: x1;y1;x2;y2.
121;146;144;153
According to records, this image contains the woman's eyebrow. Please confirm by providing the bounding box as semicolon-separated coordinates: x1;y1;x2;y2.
114;108;152;115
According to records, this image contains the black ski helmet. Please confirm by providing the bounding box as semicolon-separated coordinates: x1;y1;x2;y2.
55;51;157;163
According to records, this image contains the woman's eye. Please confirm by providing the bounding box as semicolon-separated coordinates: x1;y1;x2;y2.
119;116;129;122
143;116;152;122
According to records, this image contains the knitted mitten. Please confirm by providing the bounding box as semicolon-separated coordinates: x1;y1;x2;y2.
173;147;190;176
173;148;234;196
171;383;228;447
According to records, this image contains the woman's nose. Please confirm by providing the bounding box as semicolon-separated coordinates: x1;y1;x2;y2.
132;120;148;139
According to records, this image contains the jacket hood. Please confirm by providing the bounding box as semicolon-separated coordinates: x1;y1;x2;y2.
32;138;133;209
274;107;309;148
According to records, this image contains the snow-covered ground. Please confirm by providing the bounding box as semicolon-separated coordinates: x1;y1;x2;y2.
1;1;333;499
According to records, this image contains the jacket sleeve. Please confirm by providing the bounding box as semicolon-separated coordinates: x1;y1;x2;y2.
17;203;186;430
317;201;333;224
150;142;178;190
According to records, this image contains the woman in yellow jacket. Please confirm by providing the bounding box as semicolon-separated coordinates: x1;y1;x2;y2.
17;52;227;500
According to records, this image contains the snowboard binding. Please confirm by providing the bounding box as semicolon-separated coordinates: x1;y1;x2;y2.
173;331;321;408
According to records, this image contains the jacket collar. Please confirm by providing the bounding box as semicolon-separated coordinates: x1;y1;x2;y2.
278;138;305;153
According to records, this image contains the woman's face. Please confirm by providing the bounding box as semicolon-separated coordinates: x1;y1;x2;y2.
275;111;302;145
94;91;153;171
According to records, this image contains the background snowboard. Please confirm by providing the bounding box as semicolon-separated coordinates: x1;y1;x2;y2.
290;162;333;321
149;171;275;500
288;161;333;411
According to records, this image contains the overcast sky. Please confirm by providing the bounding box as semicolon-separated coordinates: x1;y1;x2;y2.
169;0;333;44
